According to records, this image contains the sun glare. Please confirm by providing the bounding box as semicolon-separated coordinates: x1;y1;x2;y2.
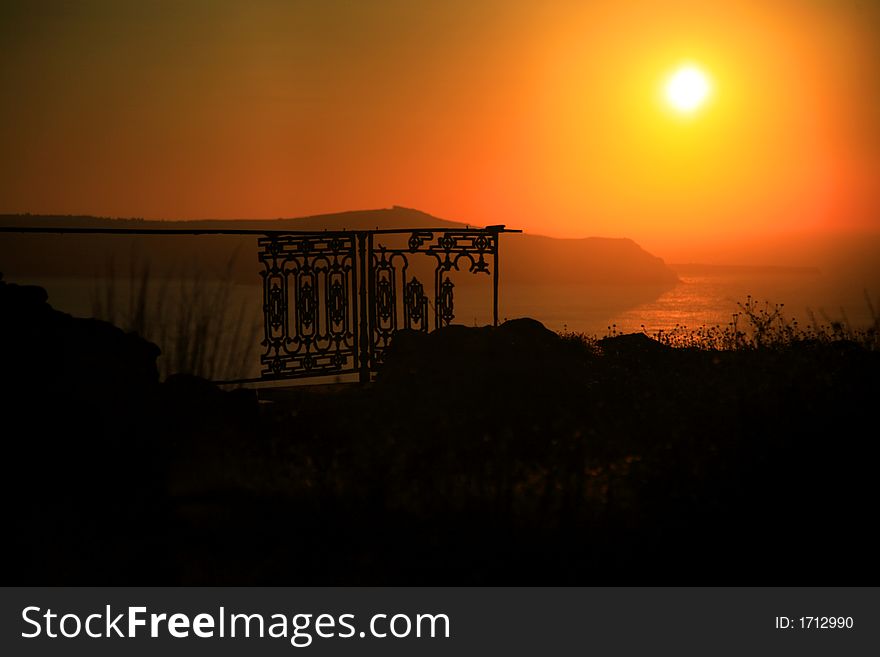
665;65;711;113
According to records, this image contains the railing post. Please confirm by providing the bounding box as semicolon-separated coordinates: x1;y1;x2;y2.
493;229;500;327
357;231;370;384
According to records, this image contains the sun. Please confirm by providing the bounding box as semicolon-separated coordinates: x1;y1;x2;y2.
665;65;711;113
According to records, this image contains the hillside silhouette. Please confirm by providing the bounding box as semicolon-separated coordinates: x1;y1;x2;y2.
0;207;678;287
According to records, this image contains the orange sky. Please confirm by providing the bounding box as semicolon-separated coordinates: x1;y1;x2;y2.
1;0;878;260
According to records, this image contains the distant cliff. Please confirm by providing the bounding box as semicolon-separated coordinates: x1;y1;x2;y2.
0;207;678;286
503;233;677;285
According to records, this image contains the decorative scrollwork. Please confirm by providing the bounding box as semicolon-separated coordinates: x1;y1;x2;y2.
411;230;496;274
376;278;394;322
403;277;428;332
437;277;455;327
407;231;432;252
297;275;317;330
267;279;285;331
327;276;346;327
372;251;396;326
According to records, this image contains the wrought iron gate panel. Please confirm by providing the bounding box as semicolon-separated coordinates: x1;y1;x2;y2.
258;233;359;379
365;229;498;369
259;227;509;382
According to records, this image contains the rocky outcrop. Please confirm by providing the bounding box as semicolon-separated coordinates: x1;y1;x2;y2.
377;318;595;395
0;275;160;400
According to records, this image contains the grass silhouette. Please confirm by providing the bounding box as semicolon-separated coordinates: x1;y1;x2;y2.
585;293;879;350
90;253;261;381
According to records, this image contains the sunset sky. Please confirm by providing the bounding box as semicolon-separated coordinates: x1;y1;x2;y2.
1;0;878;260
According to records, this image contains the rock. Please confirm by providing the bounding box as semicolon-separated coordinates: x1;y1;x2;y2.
598;332;671;362
377;317;592;393
0;277;160;399
496;317;559;345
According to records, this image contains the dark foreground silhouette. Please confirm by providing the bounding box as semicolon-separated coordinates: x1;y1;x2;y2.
2;277;878;584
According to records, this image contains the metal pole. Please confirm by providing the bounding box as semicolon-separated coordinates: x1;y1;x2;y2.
493;231;500;327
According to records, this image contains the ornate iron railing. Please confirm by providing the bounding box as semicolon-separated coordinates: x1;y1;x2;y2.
0;224;518;383
258;227;514;382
